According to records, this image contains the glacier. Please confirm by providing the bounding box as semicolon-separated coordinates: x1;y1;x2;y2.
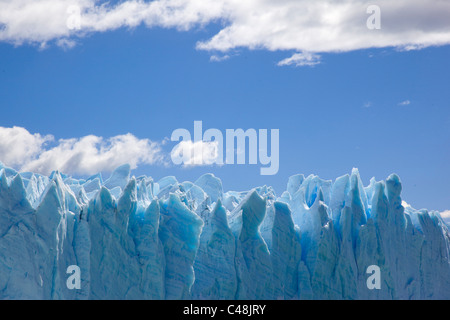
0;162;449;300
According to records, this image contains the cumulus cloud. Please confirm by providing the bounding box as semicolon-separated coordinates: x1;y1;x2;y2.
171;140;220;167
0;126;53;168
277;52;321;67
0;126;163;176
1;0;450;61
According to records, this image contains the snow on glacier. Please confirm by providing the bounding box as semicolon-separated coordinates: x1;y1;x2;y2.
0;161;449;300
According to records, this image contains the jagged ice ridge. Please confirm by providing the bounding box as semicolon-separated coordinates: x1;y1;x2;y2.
0;162;449;299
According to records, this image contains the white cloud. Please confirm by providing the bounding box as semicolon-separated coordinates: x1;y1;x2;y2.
0;126;163;176
402;200;411;208
277;52;321;67
398;100;411;106
441;210;450;222
56;38;77;50
1;0;450;57
363;101;372;108
210;54;230;62
0;126;53;168
171;140;220;167
395;44;426;52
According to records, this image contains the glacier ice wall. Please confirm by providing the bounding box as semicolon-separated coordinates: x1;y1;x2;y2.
0;163;449;300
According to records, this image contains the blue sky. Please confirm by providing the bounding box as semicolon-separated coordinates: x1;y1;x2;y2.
0;0;449;213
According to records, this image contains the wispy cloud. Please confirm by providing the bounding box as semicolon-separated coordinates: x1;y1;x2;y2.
56;38;77;50
277;52;321;67
210;54;230;62
395;45;426;52
1;0;450;58
0;126;164;176
398;100;411;106
363;101;373;108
